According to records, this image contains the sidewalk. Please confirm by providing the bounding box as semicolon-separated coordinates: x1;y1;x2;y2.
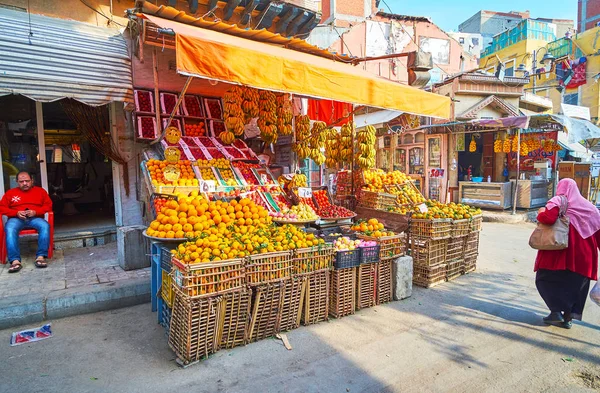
0;243;150;329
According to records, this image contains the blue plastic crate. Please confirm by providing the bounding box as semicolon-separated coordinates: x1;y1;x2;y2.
334;249;360;269
359;245;380;265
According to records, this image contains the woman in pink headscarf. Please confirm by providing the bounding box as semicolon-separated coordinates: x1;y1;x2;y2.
535;178;600;329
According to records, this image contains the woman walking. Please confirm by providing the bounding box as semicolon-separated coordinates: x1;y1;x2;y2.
535;178;599;329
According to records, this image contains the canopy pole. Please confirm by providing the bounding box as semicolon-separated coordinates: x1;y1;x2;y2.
151;76;194;145
512;129;521;215
152;48;161;141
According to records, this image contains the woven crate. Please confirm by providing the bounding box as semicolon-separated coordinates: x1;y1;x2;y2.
302;269;330;325
358;233;405;260
451;219;471;238
410;218;452;240
471;214;483;232
358;245;380;264
446;260;462;281
245;251;293;286
463;252;478;274
356;263;377;309
248;281;285;342
329;267;356;318
168;287;222;366
172;257;245;298
357;190;398;211
217;288;252;349
160;246;173;272
376;259;393;304
293;245;334;275
413;263;447;288
410;238;448;267
446;236;465;263
277;275;306;332
464;232;480;255
333;249;360;269
161;269;175;308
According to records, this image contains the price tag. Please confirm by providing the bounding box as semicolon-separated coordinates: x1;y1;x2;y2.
298;187;312;198
200;180;216;193
417;203;428;213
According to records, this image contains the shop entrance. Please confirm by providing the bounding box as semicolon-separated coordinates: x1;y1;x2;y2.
0;96;115;234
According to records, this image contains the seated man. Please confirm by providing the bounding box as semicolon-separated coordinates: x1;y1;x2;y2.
0;171;53;272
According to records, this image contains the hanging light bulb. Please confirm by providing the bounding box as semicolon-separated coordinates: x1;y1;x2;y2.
450;155;457;171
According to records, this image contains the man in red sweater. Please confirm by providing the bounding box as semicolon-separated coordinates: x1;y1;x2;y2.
0;171;52;272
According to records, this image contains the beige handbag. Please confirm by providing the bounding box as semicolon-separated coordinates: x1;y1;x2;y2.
529;196;569;250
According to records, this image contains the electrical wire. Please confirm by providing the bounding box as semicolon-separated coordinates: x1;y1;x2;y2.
78;0;125;28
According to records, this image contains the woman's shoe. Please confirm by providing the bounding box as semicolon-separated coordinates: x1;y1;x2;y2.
543;312;564;326
562;321;573;329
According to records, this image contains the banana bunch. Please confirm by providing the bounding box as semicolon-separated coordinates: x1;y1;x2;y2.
258;90;278;144
325;129;341;167
308;122;327;149
469;137;477;153
241;87;260;120
503;137;511;153
356;125;376;169
520;141;530;156
293;115;312;159
493;138;502;153
275;93;293;135
290;173;307;188
339;122;354;165
223;87;245;137
512;135;519;152
219;130;236;145
293;141;310;159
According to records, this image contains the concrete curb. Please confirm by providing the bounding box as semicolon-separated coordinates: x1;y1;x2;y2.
0;278;150;330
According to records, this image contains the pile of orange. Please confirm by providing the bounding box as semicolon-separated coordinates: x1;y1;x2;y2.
350;218;395;238
145;159;199;187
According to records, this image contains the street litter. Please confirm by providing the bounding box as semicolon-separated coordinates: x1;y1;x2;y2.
10;324;52;346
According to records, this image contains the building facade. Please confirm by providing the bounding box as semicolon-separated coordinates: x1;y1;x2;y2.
447;32;484;60
578;0;600;32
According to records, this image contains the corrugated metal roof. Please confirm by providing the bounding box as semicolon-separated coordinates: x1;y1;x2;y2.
0;8;133;106
137;1;355;63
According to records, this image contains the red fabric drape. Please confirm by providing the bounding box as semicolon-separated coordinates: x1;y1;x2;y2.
307;99;352;125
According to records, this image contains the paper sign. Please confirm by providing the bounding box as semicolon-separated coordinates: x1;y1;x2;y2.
200;180;216;193
298;187;312;198
417;203;428;213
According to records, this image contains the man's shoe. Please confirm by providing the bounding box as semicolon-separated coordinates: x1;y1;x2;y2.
543;312;564;326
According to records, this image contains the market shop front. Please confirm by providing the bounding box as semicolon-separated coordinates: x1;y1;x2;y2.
0;8;135;250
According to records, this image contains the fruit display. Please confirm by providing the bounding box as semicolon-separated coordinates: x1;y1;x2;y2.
316;204;355;219
137;116;157;139
503;137;511;153
542;138;561;153
275;93;293;135
362;169;410;192
290;173;307;188
152;194;176;216
196;158;230;169
224;146;244;159
410;200;481;220
512;134;519;152
298;196;318;212
350;218;396;238
160;92;180;115
211;121;226;139
232;162;261;185
246;190;273;212
145;159;199;187
325;122;354;167
134;90;154;113
269;192;291;211
182;95;204;117
273;203;319;221
292;115;311;159
184;121;206;137
257;90;278;144
333;237;376;252
223;86;245;140
308;122;327;165
469;136;477;153
205;98;223;119
186;148;212;161
198;167;217;181
207;148;225;159
356;125;376;169
493;137;502;153
233;139;249;150
387;182;426;205
241;87;260;120
162;118;182;133
216;167;240;186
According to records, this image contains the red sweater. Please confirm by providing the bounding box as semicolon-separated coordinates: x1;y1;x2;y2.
0;187;53;218
534;207;599;280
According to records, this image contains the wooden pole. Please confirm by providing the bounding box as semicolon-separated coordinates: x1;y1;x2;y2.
512;128;521;215
150;76;193;145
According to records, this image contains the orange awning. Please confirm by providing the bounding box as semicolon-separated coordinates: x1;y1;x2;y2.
142;14;451;119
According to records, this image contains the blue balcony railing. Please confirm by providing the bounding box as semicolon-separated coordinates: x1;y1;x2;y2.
481;19;557;58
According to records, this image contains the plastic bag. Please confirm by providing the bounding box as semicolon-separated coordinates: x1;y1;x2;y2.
591;282;600;307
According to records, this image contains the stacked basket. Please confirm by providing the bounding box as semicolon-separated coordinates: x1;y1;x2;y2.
409;218;451;288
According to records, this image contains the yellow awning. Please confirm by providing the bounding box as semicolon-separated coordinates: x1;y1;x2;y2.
141;14;451;119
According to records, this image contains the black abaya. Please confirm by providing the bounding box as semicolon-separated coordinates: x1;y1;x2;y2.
535;269;591;321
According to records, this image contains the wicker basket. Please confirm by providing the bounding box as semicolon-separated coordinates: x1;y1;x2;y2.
217;288;252;350
471;214;483;232
161;269;175;308
245;251;293;286
357;190;398;211
168;287;222;366
410;238;448;267
376;259;393;304
356;263;377;309
302;269;330;325
248;281;286;343
277;275;306;332
413;263;447;288
451;219;471;238
464;232;480;255
409;218;452;240
446;236;466;263
358;233;405;260
333;249;360;269
293;245;334;275
329;267;356;318
446;260;462;281
172;257;246;298
463;252;478;274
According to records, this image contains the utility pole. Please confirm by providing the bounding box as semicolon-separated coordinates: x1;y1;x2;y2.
532;50;537;94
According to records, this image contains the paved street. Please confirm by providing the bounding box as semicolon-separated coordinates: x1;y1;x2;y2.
1;222;599;393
